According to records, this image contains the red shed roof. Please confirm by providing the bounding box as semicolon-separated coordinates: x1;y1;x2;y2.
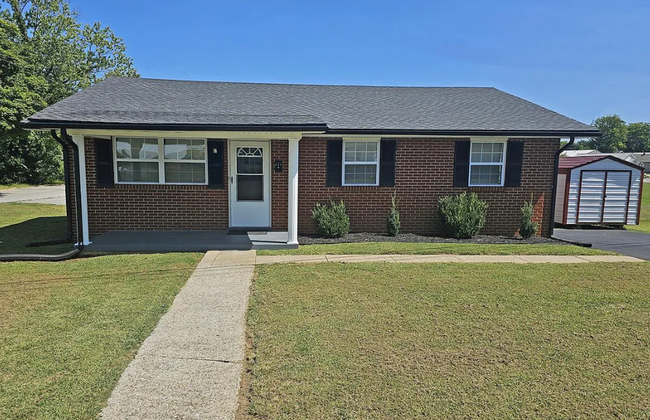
558;156;605;169
559;155;644;170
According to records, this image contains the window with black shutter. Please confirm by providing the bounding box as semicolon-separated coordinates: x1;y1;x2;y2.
326;140;343;186
95;139;114;188
207;139;225;188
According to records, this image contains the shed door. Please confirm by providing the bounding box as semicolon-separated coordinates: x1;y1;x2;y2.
577;170;632;224
602;171;632;224
577;171;606;223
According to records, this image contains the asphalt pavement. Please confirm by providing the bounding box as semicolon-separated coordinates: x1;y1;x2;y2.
0;185;65;205
554;228;650;261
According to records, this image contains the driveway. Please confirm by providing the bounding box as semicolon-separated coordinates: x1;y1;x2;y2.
554;228;650;261
0;185;65;205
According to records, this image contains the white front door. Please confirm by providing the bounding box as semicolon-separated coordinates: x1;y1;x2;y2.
229;141;271;228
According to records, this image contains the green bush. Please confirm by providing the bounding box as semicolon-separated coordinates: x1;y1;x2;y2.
387;191;400;236
519;195;539;239
311;199;350;238
437;192;488;239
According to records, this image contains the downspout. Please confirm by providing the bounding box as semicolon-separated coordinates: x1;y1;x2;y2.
0;128;82;261
549;136;574;238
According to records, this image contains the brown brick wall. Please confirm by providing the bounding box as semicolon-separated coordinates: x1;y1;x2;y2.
71;136;557;238
82;138;229;237
297;137;558;237
271;140;288;230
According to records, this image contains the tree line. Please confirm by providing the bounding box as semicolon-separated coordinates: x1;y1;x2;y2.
566;115;650;153
0;0;137;185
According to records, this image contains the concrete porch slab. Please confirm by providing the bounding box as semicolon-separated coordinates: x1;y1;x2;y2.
83;230;296;252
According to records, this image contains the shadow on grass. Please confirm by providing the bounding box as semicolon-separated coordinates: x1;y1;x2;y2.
0;216;73;255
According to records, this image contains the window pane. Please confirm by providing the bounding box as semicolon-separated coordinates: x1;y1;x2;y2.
344;164;377;185
237;157;263;174
238;175;263;201
469;165;502;185
115;138;158;159
117;162;159;182
164;139;206;160
343;141;379;163
470;142;504;163
164;162;205;183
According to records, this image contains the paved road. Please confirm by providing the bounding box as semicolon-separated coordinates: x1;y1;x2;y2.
554;228;650;261
0;185;65;205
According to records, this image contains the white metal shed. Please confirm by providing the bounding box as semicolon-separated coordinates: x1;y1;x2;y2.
555;156;644;225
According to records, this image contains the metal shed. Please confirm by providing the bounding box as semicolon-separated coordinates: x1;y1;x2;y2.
555;156;644;225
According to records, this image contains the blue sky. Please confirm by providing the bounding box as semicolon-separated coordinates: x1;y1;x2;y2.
74;0;650;125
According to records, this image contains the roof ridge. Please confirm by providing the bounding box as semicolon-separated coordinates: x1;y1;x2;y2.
106;76;497;90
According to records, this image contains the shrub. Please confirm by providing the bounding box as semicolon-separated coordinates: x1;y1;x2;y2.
387;191;400;236
519;195;539;239
437;192;488;239
311;199;350;238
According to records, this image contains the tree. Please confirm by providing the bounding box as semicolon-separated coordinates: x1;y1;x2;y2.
0;0;138;184
625;122;650;152
587;115;628;153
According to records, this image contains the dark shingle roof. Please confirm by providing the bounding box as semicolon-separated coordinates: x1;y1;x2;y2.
23;77;598;135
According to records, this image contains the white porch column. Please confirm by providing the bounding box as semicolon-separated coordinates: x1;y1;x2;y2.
287;137;300;245
72;134;91;245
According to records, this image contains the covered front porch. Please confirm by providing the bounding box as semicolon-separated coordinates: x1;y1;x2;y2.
83;230;296;252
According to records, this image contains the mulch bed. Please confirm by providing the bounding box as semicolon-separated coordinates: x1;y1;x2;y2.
299;232;563;245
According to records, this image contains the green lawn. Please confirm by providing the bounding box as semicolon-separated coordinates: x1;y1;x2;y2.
626;183;650;234
258;242;614;256
0;203;72;254
244;262;650;419
0;252;202;419
0;183;33;190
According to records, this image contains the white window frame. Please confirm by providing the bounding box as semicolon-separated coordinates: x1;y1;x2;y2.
113;137;209;185
468;139;507;187
342;138;380;186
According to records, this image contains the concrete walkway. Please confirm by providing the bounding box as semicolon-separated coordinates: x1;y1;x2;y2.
0;185;65;205
100;250;256;420
255;254;643;264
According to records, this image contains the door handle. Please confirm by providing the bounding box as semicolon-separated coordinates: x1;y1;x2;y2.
231;176;234;184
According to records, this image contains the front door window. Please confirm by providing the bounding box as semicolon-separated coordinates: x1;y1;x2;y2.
236;147;264;201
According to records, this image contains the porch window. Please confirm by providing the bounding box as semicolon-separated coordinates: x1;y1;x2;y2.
114;137;207;184
342;140;380;186
469;141;506;186
115;137;160;183
163;139;206;184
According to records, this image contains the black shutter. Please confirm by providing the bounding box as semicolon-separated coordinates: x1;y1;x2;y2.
379;139;397;186
326;140;343;186
207;139;225;188
504;140;524;187
453;140;470;187
94;139;114;188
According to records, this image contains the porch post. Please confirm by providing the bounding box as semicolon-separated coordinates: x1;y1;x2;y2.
287;137;300;245
71;134;91;245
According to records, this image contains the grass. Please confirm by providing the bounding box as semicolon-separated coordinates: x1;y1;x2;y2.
0;252;202;419
0;183;33;190
244;262;650;419
257;242;614;256
626;183;650;234
0;203;72;254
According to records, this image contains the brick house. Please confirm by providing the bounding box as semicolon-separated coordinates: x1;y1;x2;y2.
22;77;598;246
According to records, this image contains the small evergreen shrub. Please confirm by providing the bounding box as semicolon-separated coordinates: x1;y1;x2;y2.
311;199;350;238
387;191;400;236
437;192;488;239
519;195;539;239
